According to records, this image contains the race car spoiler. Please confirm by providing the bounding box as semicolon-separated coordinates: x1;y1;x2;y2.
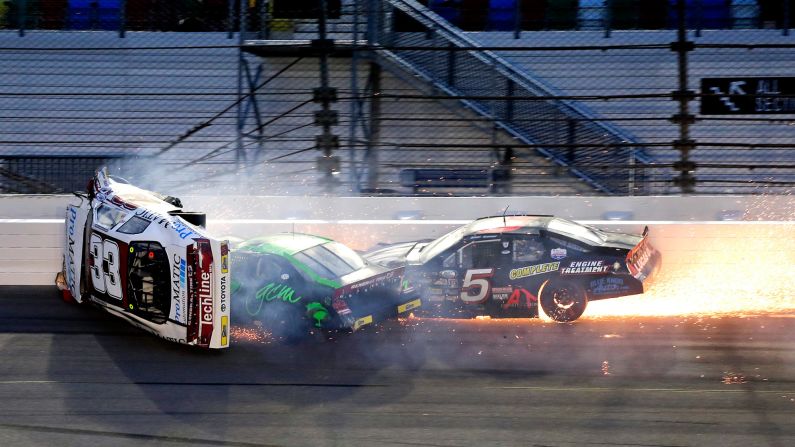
187;239;230;348
331;267;412;331
626;227;658;282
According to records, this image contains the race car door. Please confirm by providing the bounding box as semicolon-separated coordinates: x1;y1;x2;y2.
457;236;509;306
492;233;550;315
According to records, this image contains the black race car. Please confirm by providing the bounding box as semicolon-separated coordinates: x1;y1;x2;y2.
230;233;420;339
365;215;661;322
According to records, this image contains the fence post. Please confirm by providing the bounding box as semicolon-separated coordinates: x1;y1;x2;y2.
227;0;236;39
628;147;635;196
119;0;126;38
236;0;247;167
367;62;382;190
695;0;702;37
447;43;456;87
259;0;269;39
566;119;576;162
604;0;611;38
672;0;696;193
784;0;790;36
505;78;515;121
513;0;521;39
18;0;26;37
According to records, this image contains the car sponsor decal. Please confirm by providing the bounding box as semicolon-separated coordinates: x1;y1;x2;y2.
589;277;632;295
88;233;125;301
108;194;138;211
135;209;171;229
509;262;560;280
135;209;200;240
550;248;567;260
170;253;188;324
334;268;404;298
353;315;373;330
460;268;494;304
219;274;228;314
397;298;421;314
257;283;302;303
332;296;351;314
65;206;79;295
172;219;197;240
628;239;653;279
502;288;537;309
491;286;513;301
221;315;229;346
246;282;303;317
195;240;214;346
560;260;610;275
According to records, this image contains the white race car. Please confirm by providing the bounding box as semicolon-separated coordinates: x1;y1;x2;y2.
55;168;230;349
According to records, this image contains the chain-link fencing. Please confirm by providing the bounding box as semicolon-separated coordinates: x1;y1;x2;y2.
1;1;794;195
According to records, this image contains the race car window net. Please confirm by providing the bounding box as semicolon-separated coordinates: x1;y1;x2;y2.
127;241;170;324
95;204;128;230
117;216;151;235
461;240;502;270
547;218;604;245
513;237;545;263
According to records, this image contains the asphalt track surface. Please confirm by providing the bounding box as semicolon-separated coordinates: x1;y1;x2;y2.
1;287;795;447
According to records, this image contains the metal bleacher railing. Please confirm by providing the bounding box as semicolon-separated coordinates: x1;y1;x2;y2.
375;0;653;195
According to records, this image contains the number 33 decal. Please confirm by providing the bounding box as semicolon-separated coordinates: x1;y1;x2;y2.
89;234;123;300
460;268;494;304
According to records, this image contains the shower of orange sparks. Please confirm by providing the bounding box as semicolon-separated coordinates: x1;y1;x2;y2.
587;223;795;318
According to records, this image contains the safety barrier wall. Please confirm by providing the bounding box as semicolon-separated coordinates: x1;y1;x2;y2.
1;194;793;285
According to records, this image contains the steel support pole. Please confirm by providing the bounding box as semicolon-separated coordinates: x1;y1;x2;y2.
236;0;247;168
119;0;126;38
18;0;26;37
367;62;382;190
672;0;696;193
227;0;236;39
348;0;362;192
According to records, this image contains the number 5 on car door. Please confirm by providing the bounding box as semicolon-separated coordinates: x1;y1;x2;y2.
460;268;494;304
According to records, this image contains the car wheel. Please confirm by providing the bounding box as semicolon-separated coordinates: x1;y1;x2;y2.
539;280;587;323
260;300;310;343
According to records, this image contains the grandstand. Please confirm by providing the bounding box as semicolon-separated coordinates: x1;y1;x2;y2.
0;0;794;195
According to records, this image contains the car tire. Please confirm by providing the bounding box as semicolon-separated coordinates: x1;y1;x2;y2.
539;280;587;323
260;300;310;343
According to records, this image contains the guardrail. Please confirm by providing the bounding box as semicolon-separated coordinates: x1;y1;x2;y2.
2;194;794;285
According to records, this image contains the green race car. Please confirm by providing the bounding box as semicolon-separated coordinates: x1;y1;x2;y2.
230;233;420;339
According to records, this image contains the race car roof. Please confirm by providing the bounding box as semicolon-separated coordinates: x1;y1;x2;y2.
466;215;552;234
237;233;332;256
